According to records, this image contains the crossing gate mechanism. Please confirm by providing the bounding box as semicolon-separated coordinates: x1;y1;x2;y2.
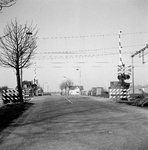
2;89;24;104
109;88;130;100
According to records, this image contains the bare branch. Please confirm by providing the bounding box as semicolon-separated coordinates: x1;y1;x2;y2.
0;0;16;11
0;19;38;70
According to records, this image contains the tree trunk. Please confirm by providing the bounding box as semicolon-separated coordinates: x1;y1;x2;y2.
16;67;23;102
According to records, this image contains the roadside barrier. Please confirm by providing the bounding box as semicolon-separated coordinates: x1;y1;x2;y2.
2;89;26;104
109;88;130;100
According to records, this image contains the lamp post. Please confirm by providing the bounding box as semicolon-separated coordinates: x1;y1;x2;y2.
76;67;82;95
63;76;71;95
76;67;81;87
63;76;70;80
131;56;135;95
21;31;32;88
43;82;48;93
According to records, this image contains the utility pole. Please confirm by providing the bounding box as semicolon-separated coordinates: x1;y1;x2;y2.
131;56;135;95
131;44;148;63
131;44;148;95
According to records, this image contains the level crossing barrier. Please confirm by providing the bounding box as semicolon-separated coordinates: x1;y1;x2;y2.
2;89;25;104
109;88;130;100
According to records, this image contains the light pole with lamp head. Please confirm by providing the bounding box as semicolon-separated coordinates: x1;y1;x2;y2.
21;31;32;88
76;67;81;87
43;82;48;94
76;67;82;95
63;76;73;95
63;76;70;80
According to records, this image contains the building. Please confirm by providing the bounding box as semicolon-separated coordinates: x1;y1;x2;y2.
91;87;104;96
69;86;84;95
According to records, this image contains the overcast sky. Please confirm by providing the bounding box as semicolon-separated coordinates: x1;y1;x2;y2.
1;0;148;91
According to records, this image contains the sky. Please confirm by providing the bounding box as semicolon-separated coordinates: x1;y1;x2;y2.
0;0;148;92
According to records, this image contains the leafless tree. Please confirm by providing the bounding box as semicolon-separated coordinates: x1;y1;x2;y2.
66;79;73;89
0;19;38;102
0;0;16;12
66;79;74;95
59;79;74;95
59;82;65;95
59;81;67;95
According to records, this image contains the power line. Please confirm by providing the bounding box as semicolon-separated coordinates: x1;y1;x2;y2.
36;44;146;55
37;31;148;40
35;47;118;54
34;52;132;60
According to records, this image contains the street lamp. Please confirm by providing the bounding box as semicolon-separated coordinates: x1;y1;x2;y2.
63;76;70;80
20;31;32;87
76;68;81;87
131;56;135;95
63;76;71;95
43;82;48;93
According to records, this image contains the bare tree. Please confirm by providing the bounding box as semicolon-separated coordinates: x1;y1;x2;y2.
59;79;74;95
59;81;67;95
0;0;16;11
65;79;73;94
59;82;65;95
0;19;38;102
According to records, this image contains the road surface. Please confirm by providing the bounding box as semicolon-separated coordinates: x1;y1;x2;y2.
1;95;148;150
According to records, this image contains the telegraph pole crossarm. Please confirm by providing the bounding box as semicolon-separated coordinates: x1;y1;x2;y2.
131;44;148;96
131;44;148;58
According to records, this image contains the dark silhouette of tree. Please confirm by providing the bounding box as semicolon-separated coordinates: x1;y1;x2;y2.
59;81;66;95
0;86;8;92
66;79;73;88
59;79;74;95
0;19;38;102
0;0;16;12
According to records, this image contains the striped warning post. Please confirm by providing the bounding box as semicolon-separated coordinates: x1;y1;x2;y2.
117;65;124;75
119;30;123;66
2;89;25;104
117;30;125;76
126;65;132;76
109;88;130;100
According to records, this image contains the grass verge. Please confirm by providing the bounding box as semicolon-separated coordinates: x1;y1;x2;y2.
0;102;34;132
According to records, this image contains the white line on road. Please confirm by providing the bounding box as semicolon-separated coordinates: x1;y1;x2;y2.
65;97;73;104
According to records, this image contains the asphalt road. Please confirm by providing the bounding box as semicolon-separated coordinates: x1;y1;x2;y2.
1;95;148;150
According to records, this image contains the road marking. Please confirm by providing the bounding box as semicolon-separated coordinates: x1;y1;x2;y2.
65;97;73;104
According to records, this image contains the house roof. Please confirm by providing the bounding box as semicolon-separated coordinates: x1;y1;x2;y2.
69;86;77;90
69;86;84;90
78;86;84;90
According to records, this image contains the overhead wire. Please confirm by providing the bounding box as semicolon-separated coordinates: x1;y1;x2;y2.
35;44;146;55
37;31;148;40
34;31;148;66
34;52;132;60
